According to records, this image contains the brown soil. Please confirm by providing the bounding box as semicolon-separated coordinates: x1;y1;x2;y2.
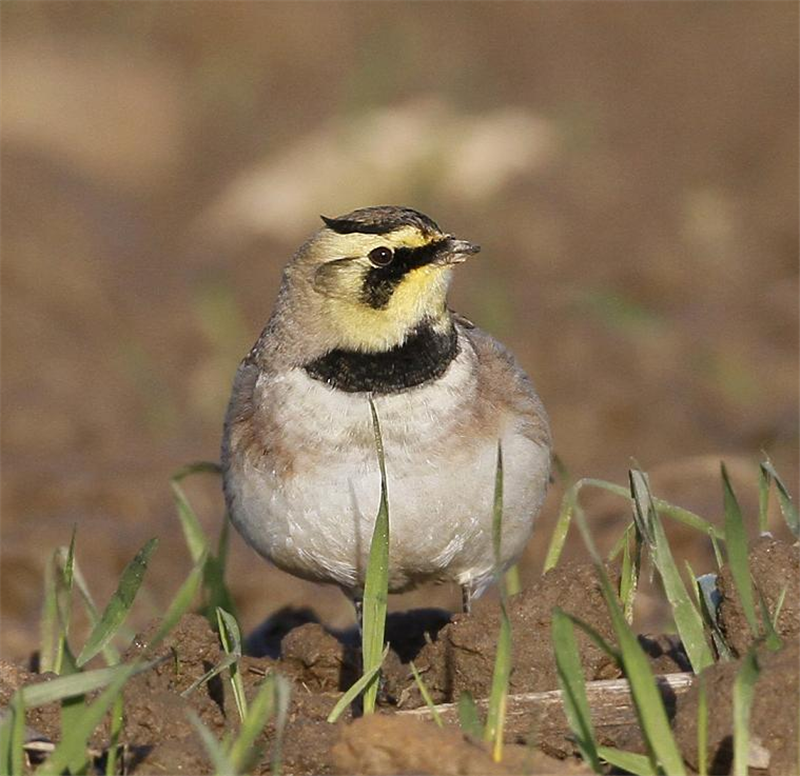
331;715;591;775
717;536;800;657
4;577;610;775
120;613;351;776
6;543;800;774
0;661;61;750
403;560;624;707
674;641;799;776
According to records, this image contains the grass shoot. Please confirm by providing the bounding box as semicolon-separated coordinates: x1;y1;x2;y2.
360;399;391;715
409;662;443;727
484;443;512;762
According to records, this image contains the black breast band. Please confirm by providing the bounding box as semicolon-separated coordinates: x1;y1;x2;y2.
303;322;459;394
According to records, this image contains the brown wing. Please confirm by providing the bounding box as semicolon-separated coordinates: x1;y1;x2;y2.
462;323;552;452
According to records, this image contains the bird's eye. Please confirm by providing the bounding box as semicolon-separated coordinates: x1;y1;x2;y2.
368;246;394;267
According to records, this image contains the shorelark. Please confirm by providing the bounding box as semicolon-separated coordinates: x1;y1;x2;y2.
222;206;551;612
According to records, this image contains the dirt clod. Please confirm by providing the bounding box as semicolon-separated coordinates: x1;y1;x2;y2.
0;660;61;746
331;715;593;775
407;560;622;705
674;641;799;775
280;622;351;692
331;714;509;775
122;614;229;751
717;537;800;657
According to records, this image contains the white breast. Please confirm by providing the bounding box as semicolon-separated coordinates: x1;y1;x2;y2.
228;340;550;595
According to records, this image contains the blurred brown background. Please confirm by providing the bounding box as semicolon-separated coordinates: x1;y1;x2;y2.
2;2;798;660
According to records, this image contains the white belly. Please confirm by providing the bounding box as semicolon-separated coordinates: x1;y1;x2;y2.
227;348;550;595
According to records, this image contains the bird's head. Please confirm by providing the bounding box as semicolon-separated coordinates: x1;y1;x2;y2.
281;206;480;354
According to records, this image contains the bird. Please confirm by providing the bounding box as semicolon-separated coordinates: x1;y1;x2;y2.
221;205;551;618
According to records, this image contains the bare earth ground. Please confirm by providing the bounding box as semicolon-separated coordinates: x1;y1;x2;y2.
0;540;796;774
0;3;798;773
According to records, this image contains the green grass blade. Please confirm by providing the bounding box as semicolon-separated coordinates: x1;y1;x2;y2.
694;572;733;661
543;456;585;571
0;694;26;776
458;691;483;739
653;496;723;539
54;530;77;675
326;645;389;724
484;444;511;762
217;607;248;721
484;608;511;762
71;559;121;665
105;693;124;776
684;561;702;609
270;674;292;776
170;461;221;563
77;538;159;667
72;560;107;619
60;695;89;774
758;462;771;535
0;710;10;775
187;709;235;775
172;461;223;479
756;587;783;651
39;550;59;674
771;583;788;628
543;481;582;572
607;520;632;562
12;696;24;776
504;564;521;597
732;650;760;776
697;674;708;776
216;607;243;657
710;533;724;570
59;640;80;677
18;659;163;707
38;662;140;776
171;480;209;564
629;471;657;552
721;464;759;636
597;747;657;775
59;641;87;773
180;654;237;698
560;612;622;665
63;525;77;589
409;662;443;728
203;554;238;623
760;459;799;538
552;608;602;773
573;506;686;775
362;399;390;716
170;462;236;619
619;523;641;624
228;674;276;773
630;470;714;673
544;476;723;574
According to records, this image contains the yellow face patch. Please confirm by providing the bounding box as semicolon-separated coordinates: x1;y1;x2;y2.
308;224;460;351
323;264;452;351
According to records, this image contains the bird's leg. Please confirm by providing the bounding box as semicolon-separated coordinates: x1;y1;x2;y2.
353;596;364;642
345;594;365;716
461;584;473;615
351;594;365;679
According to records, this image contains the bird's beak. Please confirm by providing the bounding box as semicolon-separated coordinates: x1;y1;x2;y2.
435;236;482;266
